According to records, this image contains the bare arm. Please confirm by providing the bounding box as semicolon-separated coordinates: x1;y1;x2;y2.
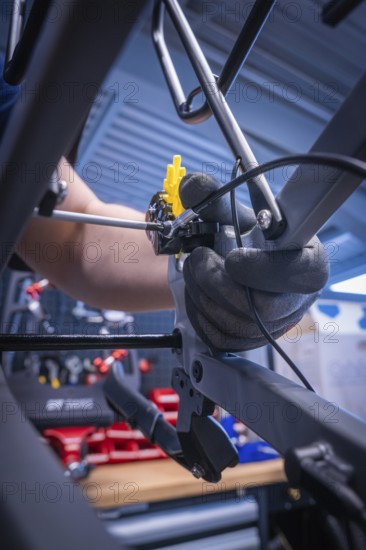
17;158;174;312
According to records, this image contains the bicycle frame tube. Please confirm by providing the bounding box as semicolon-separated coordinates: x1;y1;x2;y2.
0;368;124;550
0;0;147;276
0;1;147;547
191;352;366;506
275;71;366;249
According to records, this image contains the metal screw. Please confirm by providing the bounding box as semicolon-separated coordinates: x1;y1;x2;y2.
192;361;203;383
191;463;205;479
257;209;272;230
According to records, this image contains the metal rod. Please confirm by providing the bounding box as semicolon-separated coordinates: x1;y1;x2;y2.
185;0;276;117
0;333;181;351
33;208;163;231
152;0;275;123
154;0;282;223
217;0;276;96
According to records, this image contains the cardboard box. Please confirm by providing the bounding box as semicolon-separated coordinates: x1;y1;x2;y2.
273;299;366;420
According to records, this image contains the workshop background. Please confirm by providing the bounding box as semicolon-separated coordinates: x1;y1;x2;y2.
1;0;366;392
1;1;366;549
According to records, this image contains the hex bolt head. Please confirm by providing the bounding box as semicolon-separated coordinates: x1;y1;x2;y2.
192;361;203;383
257;209;272;230
191;463;205;479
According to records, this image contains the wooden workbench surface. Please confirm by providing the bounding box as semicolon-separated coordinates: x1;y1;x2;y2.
81;458;286;509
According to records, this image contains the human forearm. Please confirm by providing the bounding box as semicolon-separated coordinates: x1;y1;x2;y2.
17;159;174;312
71;199;174;311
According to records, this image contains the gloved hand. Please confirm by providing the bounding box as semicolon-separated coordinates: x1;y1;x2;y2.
179;173;329;351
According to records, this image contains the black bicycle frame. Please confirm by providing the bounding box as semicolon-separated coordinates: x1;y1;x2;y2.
0;1;146;549
1;0;366;547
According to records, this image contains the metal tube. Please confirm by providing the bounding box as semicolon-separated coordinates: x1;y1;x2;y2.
186;0;276;116
157;0;282;222
276;73;366;249
152;2;186;112
193;352;366;506
34;208;163;231
0;333;182;351
152;0;275;123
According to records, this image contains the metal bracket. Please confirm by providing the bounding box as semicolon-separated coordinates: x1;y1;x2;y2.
172;367;238;482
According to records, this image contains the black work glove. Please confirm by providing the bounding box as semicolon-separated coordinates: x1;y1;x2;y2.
180;173;329;351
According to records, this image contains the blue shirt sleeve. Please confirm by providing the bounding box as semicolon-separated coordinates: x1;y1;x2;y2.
0;55;21;143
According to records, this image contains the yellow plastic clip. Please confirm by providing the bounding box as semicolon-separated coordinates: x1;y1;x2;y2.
163;155;186;217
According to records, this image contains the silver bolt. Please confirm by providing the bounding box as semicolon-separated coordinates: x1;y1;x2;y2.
257;209;272;230
191;463;205;479
64;461;90;481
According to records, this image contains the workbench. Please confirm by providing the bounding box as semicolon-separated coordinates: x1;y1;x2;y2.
78;457;316;550
81;457;286;509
